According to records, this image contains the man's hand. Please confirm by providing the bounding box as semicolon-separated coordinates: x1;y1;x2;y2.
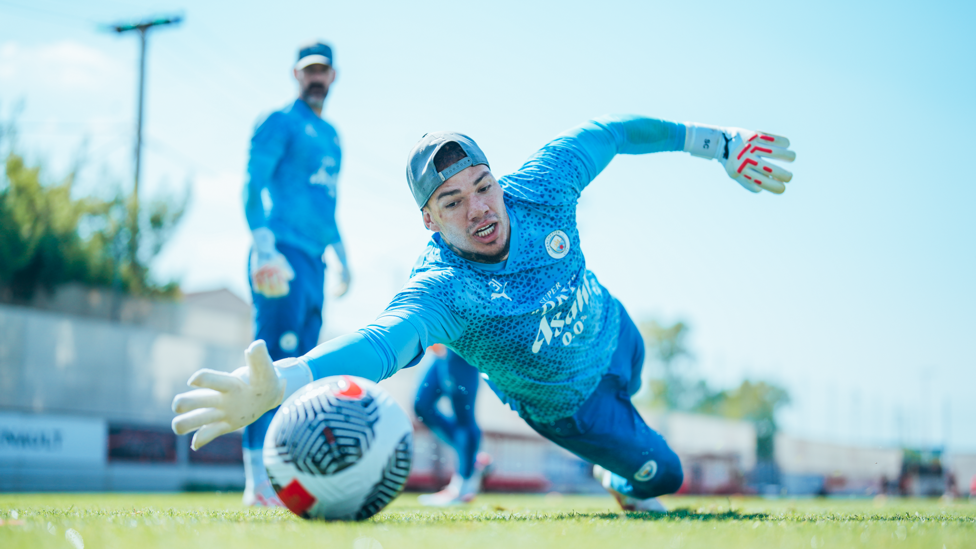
252;256;294;297
720;129;795;194
684;123;796;194
171;340;285;450
250;228;294;298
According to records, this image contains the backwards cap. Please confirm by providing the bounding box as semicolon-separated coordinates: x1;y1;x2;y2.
405;131;489;209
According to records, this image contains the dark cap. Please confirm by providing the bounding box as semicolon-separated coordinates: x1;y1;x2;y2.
296;42;333;70
406;131;489;209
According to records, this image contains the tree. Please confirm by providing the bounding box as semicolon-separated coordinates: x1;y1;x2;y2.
638;319;698;409
694;380;791;461
0;120;186;303
637;316;791;462
0;153;110;300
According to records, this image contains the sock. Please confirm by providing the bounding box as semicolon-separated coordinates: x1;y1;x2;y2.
243;447;268;494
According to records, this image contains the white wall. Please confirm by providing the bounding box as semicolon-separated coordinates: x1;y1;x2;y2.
775;434;903;479
0;303;244;424
640;411;758;471
947;453;976;496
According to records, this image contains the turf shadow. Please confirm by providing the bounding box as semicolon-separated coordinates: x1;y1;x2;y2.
606;508;770;522
379;508;771;524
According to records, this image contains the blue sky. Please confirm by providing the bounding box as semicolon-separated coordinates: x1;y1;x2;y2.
1;0;974;450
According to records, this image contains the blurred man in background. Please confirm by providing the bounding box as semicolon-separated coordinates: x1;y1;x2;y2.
240;41;351;506
414;344;492;506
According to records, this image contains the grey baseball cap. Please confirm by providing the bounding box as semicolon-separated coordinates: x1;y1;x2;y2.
406;131;489;209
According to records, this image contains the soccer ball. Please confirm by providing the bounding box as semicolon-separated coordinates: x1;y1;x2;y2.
263;375;413;520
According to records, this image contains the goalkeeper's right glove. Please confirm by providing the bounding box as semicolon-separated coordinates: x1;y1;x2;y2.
250;227;294;298
684;123;796;194
171;340;312;450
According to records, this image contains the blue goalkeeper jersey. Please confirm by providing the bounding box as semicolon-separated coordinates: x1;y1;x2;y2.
243;98;343;257
302;115;686;422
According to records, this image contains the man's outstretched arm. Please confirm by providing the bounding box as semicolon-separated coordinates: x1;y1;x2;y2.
551;115;686;190
543;115;796;195
171;298;463;450
243;113;296;298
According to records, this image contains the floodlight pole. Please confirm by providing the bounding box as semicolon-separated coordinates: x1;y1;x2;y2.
107;15;182;275
135;26;146;207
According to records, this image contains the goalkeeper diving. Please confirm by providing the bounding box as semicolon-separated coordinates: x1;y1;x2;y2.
172;116;795;511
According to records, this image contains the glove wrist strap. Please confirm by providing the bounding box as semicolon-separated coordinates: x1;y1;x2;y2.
683;123;726;161
252;227;277;255
275;357;314;403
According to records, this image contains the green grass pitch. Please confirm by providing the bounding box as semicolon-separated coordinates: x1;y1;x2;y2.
0;493;973;548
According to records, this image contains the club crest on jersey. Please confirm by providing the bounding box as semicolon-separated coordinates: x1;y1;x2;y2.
634;459;658;482
545;230;570;259
279;331;299;352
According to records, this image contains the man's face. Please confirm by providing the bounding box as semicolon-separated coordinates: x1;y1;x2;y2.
423;165;511;264
293;64;335;109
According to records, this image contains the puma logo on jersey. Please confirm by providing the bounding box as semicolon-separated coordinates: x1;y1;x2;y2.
489;278;511;301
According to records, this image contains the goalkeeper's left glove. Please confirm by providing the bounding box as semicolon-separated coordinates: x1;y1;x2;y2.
684;123;796;194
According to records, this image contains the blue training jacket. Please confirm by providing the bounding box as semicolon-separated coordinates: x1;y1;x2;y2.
243;98;343;257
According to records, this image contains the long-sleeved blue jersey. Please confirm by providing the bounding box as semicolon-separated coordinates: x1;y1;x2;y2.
244;99;343;257
299;115;686;422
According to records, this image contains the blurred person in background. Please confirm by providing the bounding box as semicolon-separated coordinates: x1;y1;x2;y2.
240;41;351;506
413;344;492;506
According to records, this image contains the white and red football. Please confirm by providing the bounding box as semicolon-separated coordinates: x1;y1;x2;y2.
263;375;413;520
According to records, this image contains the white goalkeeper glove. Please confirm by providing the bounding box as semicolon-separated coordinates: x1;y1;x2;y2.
171;340;312;450
250;227;295;298
684;123;796;194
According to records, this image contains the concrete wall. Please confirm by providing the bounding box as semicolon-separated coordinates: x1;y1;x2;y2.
0;303;244;424
642;411;758;472
775;434;903;481
947;453;976;496
18;284;254;349
0;301;255;491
